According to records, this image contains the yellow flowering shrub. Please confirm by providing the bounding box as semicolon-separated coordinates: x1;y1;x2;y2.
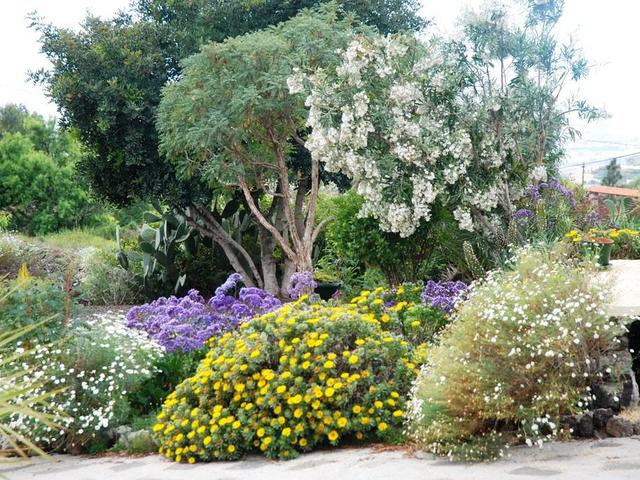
350;285;450;349
154;297;416;461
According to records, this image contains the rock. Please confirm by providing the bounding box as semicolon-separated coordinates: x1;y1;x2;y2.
592;383;621;411
593;408;614;429
576;413;594;438
560;415;579;436
121;429;154;448
114;425;133;439
606;417;635;437
620;371;639;408
633;422;640;435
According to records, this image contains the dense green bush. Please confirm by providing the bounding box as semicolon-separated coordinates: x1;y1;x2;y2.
321;192;473;285
154;298;419;462
0;132;105;236
407;247;621;461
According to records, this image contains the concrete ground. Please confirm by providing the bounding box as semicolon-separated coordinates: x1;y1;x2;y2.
596;259;640;316
2;437;640;480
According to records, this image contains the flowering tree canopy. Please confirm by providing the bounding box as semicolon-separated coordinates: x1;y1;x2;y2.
293;1;600;236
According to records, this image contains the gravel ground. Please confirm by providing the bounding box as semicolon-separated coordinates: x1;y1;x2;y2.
2;436;640;480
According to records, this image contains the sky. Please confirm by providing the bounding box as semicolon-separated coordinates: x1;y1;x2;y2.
1;0;639;178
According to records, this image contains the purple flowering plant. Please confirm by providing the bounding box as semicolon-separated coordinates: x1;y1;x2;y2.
287;271;317;300
125;273;281;352
421;280;468;314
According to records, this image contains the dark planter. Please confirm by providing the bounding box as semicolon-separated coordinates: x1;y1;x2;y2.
315;282;341;300
596;238;614;267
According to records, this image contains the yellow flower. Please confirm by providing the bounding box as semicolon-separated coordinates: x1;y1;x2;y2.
228;445;236;453
294;408;304;418
392;410;403;417
276;385;287;394
325;387;335;398
299;438;308;447
282;427;292;437
337;417;348;428
348;355;359;365
250;349;260;358
257;428;265;437
352;405;362;414
327;430;339;441
324;360;335;369
203;436;212;445
378;422;388;431
374;400;383;408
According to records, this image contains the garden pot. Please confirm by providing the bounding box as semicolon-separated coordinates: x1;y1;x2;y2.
315;282;341;300
595;238;614;267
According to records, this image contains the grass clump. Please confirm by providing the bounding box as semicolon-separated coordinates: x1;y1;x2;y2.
153;297;418;462
407;247;621;461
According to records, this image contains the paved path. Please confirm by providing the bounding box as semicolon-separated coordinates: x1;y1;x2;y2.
596;259;640;316
2;437;640;480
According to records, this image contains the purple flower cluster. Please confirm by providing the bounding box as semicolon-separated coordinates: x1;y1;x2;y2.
125;274;281;352
421;280;468;314
513;208;534;220
525;177;575;208
287;271;317;300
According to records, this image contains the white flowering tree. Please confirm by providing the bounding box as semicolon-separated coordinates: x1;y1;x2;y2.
293;0;600;237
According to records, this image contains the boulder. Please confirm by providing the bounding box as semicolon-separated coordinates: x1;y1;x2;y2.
592;383;621;411
560;415;579;436
606;417;635;437
593;408;614;430
576;413;594;438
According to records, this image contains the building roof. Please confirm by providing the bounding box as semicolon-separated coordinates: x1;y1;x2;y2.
586;185;640;198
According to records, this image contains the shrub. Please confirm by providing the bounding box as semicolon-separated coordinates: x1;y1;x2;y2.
153;298;417;462
5;312;163;452
77;250;141;305
0;270;71;343
126;274;281;352
322;191;473;285
350;284;452;348
407;247;621;461
128;350;204;415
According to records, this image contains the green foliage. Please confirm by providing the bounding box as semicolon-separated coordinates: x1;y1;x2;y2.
77;250;141;306
0;274;70;344
408;247;620;461
322;191;473;284
154;298;418;462
128;350;204;416
158;6;357;185
0;130;102;235
38;228;117;251
32;0;423;207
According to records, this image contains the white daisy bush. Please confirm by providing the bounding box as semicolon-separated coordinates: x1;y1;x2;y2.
3;312;163;451
405;246;623;461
